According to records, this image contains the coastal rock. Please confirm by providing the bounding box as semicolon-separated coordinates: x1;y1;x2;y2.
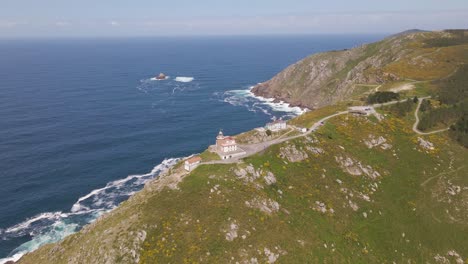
363;134;392;150
306;146;324;155
335;156;381;179
224;220;239;242
249;32;445;109
245;197;280;215
418;137;435;151
279;144;308;162
264;172;277;185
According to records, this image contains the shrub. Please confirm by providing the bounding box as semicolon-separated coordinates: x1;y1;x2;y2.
367;92;400;104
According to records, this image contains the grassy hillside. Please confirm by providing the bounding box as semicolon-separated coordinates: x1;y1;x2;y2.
15;29;468;263
252;30;468;109
416;65;468;146
18;101;468;263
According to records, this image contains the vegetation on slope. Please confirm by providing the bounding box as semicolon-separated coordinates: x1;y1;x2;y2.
18;103;468;263
253;30;468;108
382;98;417;117
15;29;468;263
417;65;468;146
424;30;468;48
366;91;400;104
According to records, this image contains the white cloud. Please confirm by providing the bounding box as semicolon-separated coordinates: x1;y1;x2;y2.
109;21;120;27
55;21;71;27
1;10;467;37
126;10;468;35
0;20;28;28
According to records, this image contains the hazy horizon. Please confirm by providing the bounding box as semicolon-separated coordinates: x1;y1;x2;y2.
1;0;467;38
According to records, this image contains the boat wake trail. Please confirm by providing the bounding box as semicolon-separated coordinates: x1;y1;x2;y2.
0;158;181;263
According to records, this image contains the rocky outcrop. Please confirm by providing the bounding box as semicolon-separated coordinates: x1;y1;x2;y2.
250;32;436;109
245;197;280;215
335;156;381;180
279;144;308;162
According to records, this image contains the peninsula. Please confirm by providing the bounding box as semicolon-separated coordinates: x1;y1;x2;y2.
15;29;468;264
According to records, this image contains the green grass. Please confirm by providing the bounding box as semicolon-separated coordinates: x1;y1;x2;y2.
289;103;348;128
199;149;221;162
17;30;468;264
19;108;468;264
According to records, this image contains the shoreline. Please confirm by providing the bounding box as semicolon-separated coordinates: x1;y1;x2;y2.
222;85;308;118
0;157;183;263
246;86;309;116
1;89;306;263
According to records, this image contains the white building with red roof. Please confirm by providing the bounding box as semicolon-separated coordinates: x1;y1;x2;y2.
215;130;246;159
266;119;287;132
184;156;202;171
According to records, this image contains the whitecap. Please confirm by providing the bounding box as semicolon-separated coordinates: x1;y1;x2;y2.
0;157;182;262
221;86;308;118
174;77;194;83
149;76;170;81
0;221;79;264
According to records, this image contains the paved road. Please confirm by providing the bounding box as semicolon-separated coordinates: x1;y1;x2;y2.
201;111;350;165
201;96;449;166
412;96;450;135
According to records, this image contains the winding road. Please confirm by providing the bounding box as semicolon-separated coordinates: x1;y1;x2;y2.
412;96;450;135
201;97;449;165
201;110;350;165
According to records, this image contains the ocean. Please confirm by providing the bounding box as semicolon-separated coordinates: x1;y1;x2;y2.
0;34;384;262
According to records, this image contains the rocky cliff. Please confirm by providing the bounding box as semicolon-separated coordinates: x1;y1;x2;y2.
251;30;465;109
12;29;468;263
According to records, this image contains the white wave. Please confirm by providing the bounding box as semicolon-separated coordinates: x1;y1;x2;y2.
0;253;23;264
0;221;79;264
4;212;65;235
0;157;182;262
174;77;194;83
246;87;308;116
222;86;308;118
149;76;170;81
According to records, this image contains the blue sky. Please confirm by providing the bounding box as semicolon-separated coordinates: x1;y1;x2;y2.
1;0;467;37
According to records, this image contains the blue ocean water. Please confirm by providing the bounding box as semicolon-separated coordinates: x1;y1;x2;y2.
0;35;384;261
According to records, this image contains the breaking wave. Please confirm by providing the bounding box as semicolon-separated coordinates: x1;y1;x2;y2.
150;76;170;81
0;158;181;263
174;77;194;83
137;76;199;96
221;86;308;118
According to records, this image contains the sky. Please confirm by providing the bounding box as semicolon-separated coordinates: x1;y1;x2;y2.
1;0;467;38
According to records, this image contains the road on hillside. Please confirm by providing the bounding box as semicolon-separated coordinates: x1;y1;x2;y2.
201;96;450;165
412;96;450;135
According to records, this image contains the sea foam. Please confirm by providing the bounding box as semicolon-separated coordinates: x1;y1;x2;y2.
0;157;181;263
149;76;170;81
174;77;194;83
222;86;308;118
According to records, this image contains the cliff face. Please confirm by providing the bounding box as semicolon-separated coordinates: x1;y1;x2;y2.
13;30;468;263
251;30;461;109
17;106;468;263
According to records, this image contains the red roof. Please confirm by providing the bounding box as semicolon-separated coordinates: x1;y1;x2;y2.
186;156;202;164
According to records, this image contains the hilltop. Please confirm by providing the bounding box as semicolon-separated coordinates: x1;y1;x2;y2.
14;30;468;263
17;101;468;263
252;29;468;109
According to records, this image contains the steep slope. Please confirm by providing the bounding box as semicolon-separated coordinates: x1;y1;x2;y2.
17;102;468;263
13;29;468;263
252;30;468;109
